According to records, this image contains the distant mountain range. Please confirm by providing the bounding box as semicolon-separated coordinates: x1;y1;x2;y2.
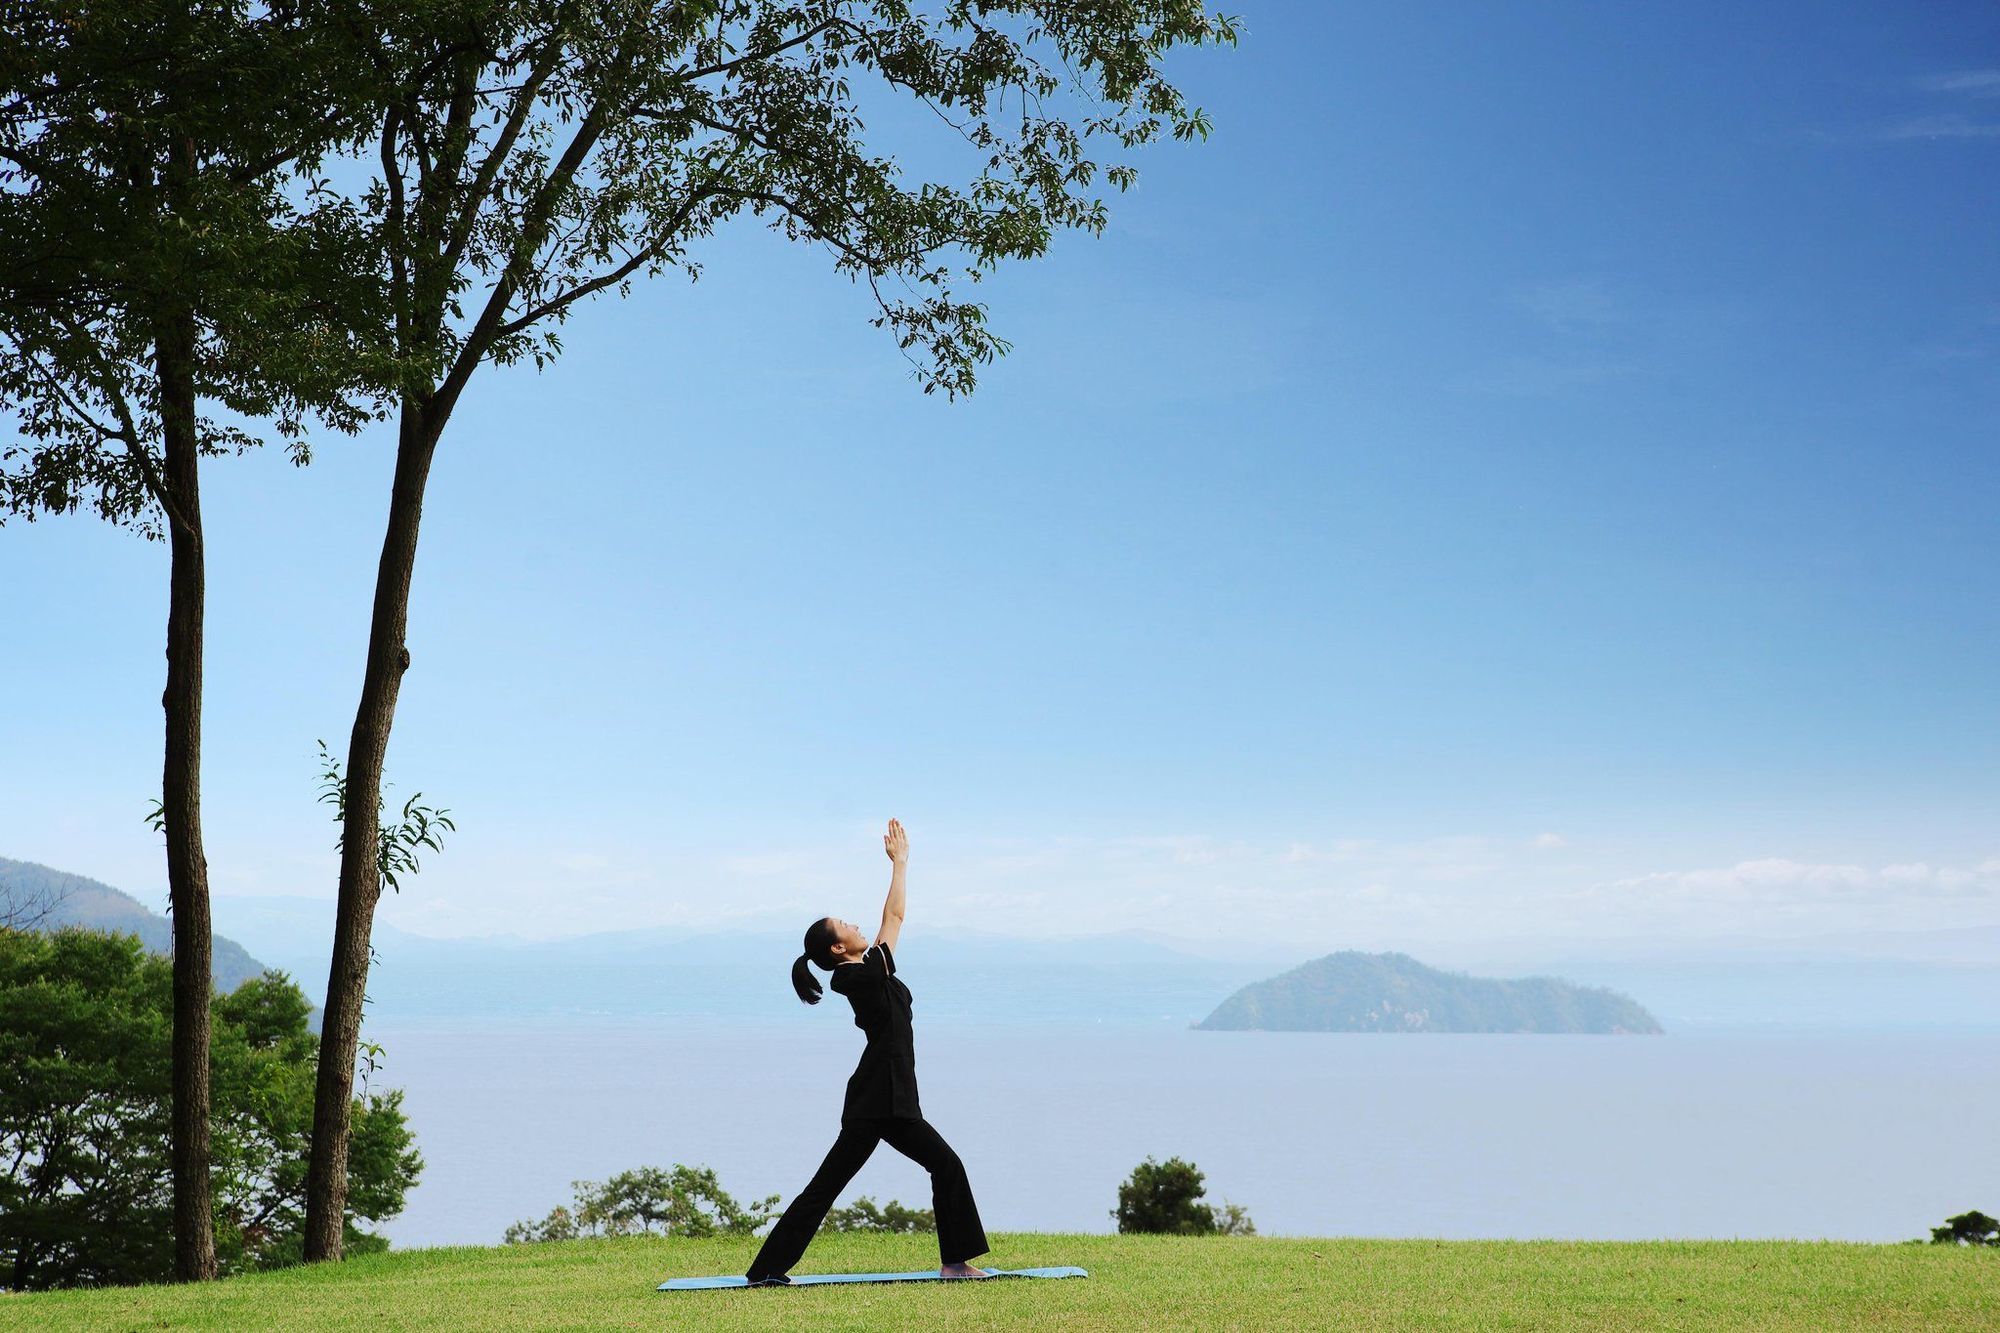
1196;951;1664;1034
9;853;2000;1032
0;855;1276;1029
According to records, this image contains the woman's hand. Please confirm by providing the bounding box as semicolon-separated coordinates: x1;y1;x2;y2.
883;817;908;866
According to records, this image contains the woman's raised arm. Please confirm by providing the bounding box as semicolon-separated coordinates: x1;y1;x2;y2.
877;818;907;952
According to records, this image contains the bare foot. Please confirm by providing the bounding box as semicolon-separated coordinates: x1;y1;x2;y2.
939;1261;990;1279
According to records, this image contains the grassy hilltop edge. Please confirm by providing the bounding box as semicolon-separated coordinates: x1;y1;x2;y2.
2;1234;1993;1332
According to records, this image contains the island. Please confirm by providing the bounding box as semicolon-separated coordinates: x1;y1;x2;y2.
1194;950;1663;1034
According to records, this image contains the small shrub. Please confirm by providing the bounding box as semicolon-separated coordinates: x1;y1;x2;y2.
504;1166;778;1243
1112;1155;1254;1235
1928;1210;1999;1247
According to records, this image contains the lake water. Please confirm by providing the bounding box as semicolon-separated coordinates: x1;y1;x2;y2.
363;1018;1998;1251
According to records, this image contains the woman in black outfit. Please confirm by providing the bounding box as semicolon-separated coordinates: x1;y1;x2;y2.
744;818;991;1285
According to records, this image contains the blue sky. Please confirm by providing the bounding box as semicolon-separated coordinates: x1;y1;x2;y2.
4;2;1996;949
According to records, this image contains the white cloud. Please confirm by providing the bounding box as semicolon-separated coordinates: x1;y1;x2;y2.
1603;856;2000;900
1873;113;2000;141
310;822;2000;955
1280;838;1377;864
715;850;817;877
1574;857;2000;936
1915;69;2000;97
1861;72;2000;142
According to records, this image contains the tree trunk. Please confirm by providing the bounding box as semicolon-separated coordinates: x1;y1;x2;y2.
302;406;440;1261
155;224;217;1284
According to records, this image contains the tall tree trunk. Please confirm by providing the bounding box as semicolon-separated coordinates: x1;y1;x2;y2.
154;153;217;1281
303;406;439;1261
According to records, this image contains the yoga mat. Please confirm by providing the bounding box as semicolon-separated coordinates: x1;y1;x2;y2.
658;1265;1089;1290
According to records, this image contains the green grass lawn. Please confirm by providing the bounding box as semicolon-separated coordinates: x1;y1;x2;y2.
3;1233;1995;1331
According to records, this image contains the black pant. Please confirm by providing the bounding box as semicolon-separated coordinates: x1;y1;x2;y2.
746;1115;989;1278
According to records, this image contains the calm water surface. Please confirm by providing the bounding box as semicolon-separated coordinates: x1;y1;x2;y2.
365;1019;1998;1249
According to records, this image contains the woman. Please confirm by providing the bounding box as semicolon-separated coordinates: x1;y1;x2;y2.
743;818;992;1285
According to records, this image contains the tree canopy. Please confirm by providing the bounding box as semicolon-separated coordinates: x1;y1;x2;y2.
0;928;421;1290
334;0;1242;406
1929;1210;1999;1247
1112;1154;1254;1236
503;1164;779;1242
0;0;390;537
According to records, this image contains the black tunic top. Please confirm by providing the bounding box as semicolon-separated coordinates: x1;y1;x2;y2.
828;941;921;1123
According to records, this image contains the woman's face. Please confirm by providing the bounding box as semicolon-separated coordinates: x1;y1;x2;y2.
827;916;869;960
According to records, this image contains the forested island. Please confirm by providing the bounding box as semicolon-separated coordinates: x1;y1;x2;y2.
1195;950;1663;1034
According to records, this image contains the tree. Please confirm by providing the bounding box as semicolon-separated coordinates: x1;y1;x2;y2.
0;1;388;1281
0;927;421;1290
1112;1154;1254;1236
822;1195;935;1233
302;0;1239;1260
504;1165;779;1242
1929;1210;2000;1247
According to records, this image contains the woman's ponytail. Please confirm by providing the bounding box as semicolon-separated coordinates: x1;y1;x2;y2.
793;916;840;1004
791;952;823;1005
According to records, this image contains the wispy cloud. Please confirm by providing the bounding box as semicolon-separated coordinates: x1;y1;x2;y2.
1915;69;2000;97
1862;70;2000;141
316;825;2000;953
1604;856;2000;900
1902;338;1990;366
949;839;2000;944
1873;113;2000;141
715;849;819;877
1571;857;2000;936
1452;276;1753;399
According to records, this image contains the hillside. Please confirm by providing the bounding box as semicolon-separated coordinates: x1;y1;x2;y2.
1195;950;1663;1034
0;856;302;1005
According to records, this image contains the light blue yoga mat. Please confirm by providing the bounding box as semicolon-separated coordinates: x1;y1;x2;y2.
658;1265;1088;1290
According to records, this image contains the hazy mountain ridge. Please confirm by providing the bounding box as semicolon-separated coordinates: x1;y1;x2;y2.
13;862;2000;1031
1196;950;1665;1034
180;894;1288;1027
0;857;284;999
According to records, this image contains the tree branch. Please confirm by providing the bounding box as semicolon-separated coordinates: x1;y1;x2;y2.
14;342;130;446
433;99;609;422
711;185;933;270
440;39;566;279
379;107;411;354
494;139;746;339
492;237;654;340
420;56;484;261
224;106;355;185
679;19;834;81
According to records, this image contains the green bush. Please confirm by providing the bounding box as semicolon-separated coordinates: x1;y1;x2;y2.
504;1170;936;1242
1928;1210;1999;1246
822;1196;935;1233
504;1166;779;1242
1112;1155;1255;1236
0;927;421;1289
